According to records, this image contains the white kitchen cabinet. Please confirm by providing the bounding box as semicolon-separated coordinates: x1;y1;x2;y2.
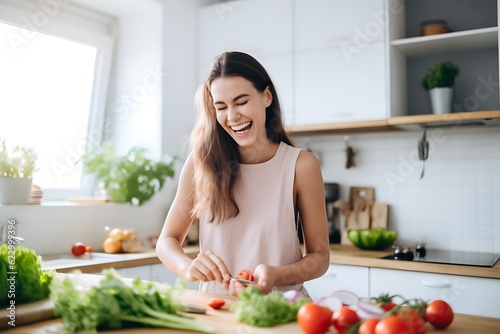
197;0;294;125
304;264;369;301
293;0;387;125
294;0;385;51
116;265;151;281
370;268;500;318
294;42;386;125
197;0;292;62
150;263;199;290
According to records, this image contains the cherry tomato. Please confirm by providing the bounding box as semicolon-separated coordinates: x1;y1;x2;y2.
207;298;225;310
85;246;93;253
236;269;254;282
297;302;333;334
375;315;413;334
332;306;360;334
400;308;426;334
381;301;397;312
71;242;86;257
358;318;380;334
425;300;454;329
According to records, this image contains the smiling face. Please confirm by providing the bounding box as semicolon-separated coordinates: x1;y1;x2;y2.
210;76;272;149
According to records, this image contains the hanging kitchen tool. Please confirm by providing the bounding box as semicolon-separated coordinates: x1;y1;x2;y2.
344;136;356;169
418;128;429;179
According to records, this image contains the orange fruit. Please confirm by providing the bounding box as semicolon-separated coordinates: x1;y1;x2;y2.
108;228;124;241
103;237;122;253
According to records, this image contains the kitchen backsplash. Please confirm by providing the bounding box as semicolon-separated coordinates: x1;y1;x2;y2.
295;125;500;254
1;126;498;255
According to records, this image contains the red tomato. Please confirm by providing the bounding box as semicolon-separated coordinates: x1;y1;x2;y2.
297;302;333;334
400;308;426;334
236;269;254;282
381;301;397;312
207;298;225;310
375;315;413;334
331;306;360;334
71;242;86;257
425;300;454;329
359;318;380;334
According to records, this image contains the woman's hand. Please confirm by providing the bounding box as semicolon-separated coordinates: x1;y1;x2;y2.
185;250;231;287
253;264;276;294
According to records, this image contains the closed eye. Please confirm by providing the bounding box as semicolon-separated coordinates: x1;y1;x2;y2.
237;101;248;106
216;106;227;111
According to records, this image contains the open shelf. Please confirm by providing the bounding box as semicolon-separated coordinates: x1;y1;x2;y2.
286;110;500;136
391;27;498;57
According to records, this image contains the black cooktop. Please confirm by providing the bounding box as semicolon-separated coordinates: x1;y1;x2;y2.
381;249;500;267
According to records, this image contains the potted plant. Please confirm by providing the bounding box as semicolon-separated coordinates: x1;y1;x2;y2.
0;139;38;205
421;61;460;114
81;143;177;206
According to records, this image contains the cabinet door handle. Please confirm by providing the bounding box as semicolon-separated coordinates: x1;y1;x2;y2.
421;280;451;288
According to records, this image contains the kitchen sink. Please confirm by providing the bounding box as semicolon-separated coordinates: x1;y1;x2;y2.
41;252;132;269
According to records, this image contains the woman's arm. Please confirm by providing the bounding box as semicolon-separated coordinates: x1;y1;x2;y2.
155;155;231;284
252;150;330;292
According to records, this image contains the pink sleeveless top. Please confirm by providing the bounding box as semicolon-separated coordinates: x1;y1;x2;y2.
198;142;306;295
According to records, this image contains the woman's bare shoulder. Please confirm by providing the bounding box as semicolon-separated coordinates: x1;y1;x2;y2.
295;149;321;175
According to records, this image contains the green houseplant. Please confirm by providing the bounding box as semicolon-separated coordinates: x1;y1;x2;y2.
81;143;177;206
421;61;460;114
0;138;38;204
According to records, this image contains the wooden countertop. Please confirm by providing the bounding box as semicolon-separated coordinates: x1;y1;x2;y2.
42;245;500;280
4;288;500;334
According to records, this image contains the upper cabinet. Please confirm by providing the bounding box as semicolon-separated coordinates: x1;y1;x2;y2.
197;0;294;125
294;0;387;125
197;0;500;134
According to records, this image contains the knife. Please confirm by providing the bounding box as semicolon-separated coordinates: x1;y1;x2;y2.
230;276;255;285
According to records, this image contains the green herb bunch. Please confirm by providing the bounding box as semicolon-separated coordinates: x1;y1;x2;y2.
81;143;177;205
421;61;460;91
50;269;214;334
0;139;38;178
231;286;309;327
0;244;53;306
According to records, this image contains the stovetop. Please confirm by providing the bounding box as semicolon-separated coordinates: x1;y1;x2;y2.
381;249;500;267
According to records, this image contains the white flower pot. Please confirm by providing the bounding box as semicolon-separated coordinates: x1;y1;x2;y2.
0;177;33;205
429;87;453;114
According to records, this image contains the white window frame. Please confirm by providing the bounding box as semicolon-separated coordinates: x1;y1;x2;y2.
0;0;115;200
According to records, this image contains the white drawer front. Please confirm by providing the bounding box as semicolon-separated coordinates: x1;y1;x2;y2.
370;268;500;318
304;264;369;301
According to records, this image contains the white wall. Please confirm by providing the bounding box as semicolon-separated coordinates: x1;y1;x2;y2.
295;126;500;254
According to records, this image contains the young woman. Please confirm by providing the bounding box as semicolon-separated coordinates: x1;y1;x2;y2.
156;51;329;297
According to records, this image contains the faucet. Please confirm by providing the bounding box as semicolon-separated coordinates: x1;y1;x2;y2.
0;221;25;245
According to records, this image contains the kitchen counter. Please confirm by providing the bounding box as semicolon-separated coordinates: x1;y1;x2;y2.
4;286;500;334
41;245;500;279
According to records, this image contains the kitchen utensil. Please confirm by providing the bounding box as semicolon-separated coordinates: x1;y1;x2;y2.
370;202;389;229
349;187;374;210
418;128;429;179
182;304;207;314
344;136;355;168
230;277;255;285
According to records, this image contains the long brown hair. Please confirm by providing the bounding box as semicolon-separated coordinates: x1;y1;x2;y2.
190;51;293;222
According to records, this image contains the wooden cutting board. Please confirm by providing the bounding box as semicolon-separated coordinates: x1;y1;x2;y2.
0;298;55;329
370;202;389;229
349;187;374;210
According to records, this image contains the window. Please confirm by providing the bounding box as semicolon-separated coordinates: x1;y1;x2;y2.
0;0;114;200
